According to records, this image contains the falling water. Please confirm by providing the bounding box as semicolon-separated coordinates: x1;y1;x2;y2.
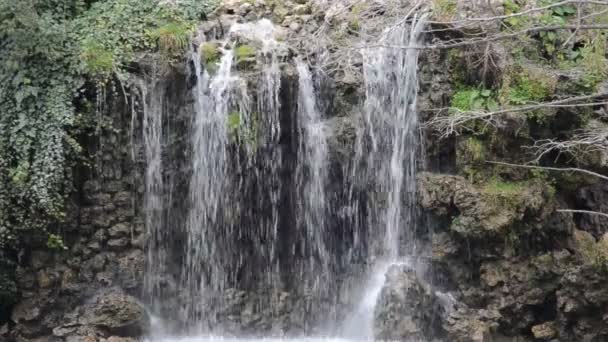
182;47;234;331
295;58;330;305
142;73;167;314
344;14;426;338
143;11;427;341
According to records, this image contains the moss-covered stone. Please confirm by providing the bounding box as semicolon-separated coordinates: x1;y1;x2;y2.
200;42;220;65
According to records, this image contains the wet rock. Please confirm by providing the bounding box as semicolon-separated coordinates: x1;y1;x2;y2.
117;250;144;291
374;264;437;340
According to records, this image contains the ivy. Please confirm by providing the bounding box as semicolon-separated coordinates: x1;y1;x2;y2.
0;0;217;250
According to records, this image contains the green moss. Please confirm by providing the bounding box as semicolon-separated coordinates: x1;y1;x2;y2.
200;42;220;64
228;111;241;134
509;75;552;104
235;44;256;61
576;230;608;273
483;179;526;196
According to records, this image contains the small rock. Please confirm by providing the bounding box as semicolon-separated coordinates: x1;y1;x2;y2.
289;22;301;32
532;322;557;340
238;2;253;16
37;270;55;289
293;4;311;15
107;238;129;250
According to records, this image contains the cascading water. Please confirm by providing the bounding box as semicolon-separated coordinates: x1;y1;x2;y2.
143;10;428;342
294;58;330;310
183;47;235;332
343;14;426;339
142;73;167;315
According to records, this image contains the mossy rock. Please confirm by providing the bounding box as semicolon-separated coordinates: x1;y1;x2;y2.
573;230;608;272
200;42;220;65
235;44;257;70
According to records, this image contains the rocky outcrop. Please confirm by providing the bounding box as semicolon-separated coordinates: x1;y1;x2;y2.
373;265;438;341
52;291;149;340
415;172;608;341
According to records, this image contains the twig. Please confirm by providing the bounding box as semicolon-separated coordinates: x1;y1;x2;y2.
485;160;608;181
557;209;608;218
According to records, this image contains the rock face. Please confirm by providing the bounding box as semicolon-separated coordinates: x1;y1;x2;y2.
5;82;149;341
53;291;149;339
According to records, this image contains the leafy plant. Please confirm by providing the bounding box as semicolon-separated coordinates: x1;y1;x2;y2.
47;233;67;250
503;0;530;29
0;0;218;251
451;87;499;112
537;1;576;56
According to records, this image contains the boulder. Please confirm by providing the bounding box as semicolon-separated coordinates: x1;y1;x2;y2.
373;264;436;340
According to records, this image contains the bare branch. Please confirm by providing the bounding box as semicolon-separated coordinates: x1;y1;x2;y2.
528;126;608;163
427;93;608;137
557;209;608;218
485;160;608;181
427;0;608;25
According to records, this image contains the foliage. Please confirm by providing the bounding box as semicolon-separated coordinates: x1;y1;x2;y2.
0;0;217;251
574;35;608;90
503;0;530;29
451;87;499;112
47;233;68;250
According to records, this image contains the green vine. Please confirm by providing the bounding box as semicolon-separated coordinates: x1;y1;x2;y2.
0;0;217;250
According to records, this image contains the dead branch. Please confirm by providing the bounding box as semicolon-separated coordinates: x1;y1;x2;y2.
529;127;608;163
427;93;608;137
427;0;608;25
485;160;608;181
557;209;608;218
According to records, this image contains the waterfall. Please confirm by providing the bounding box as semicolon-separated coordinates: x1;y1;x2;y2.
142;11;428;341
295;58;330;311
142;73;167;315
343;14;426;339
182;47;234;332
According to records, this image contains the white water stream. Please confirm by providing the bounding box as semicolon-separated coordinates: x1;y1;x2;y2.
143;12;427;341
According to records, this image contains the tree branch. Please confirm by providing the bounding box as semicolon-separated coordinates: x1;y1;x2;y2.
485;160;608;181
557;209;608;218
